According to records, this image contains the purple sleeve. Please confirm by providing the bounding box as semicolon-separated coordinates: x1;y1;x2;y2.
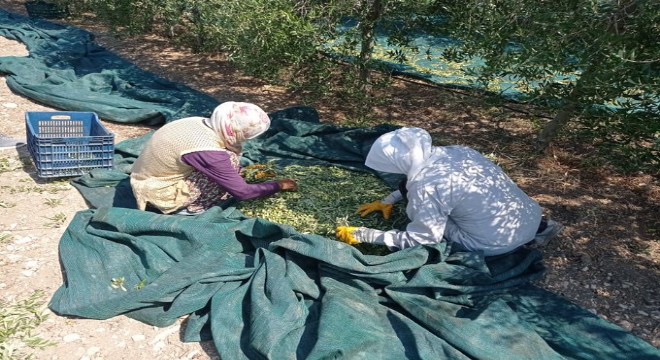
181;151;280;201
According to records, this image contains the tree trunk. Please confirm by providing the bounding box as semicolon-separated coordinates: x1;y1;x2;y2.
534;70;591;152
358;0;386;88
535;102;578;152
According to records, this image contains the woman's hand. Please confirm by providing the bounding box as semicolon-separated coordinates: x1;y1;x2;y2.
277;179;298;191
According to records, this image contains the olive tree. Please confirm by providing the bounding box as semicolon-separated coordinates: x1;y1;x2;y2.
435;0;659;166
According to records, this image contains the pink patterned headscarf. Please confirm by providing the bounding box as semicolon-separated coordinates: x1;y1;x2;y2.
205;102;271;153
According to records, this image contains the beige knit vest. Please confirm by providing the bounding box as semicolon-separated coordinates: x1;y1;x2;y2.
130;117;230;213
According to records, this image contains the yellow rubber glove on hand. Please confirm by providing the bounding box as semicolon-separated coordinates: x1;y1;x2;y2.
336;226;360;245
357;201;393;220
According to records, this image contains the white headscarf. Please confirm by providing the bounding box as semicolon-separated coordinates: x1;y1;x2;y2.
204;101;271;153
365;127;434;181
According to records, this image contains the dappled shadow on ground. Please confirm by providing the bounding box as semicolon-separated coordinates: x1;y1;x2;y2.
0;1;657;347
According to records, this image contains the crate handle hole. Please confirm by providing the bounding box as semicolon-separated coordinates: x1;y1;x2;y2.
51;115;72;120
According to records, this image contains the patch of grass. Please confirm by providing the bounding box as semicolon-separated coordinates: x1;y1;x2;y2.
0;233;12;245
237;164;408;255
0;290;57;359
44;212;67;228
0;156;23;173
0;157;11;173
45;181;71;194
44;198;62;207
8;186;45;195
47;179;70;187
0;201;16;208
0;156;24;173
7;183;69;195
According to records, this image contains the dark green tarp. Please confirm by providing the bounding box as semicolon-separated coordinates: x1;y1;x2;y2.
49;206;659;360
1;9;659;360
0;9;218;126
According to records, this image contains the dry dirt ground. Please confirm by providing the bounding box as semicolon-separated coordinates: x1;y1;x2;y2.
0;2;658;359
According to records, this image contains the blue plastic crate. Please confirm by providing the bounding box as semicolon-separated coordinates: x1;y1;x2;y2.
25;112;115;178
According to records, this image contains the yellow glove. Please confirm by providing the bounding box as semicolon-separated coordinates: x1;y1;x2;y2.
336;226;360;245
357;201;393;220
